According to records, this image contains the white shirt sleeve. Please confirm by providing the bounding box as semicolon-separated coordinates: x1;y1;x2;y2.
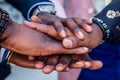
0;48;10;63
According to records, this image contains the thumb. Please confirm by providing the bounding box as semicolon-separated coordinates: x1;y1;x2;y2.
63;37;83;48
63;36;94;49
89;60;103;70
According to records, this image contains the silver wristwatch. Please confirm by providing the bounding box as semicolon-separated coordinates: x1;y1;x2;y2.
32;4;56;16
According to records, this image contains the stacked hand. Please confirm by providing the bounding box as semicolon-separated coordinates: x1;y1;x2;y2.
9;52;102;74
6;12;103;74
26;12;103;49
1;19;87;56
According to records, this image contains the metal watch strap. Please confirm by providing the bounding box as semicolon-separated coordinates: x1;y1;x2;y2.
31;4;56;16
0;8;9;37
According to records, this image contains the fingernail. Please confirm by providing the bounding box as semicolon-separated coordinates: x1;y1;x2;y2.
56;64;65;71
75;61;84;65
63;39;73;48
65;67;70;71
35;62;44;69
85;25;92;32
77;31;84;40
75;61;84;67
43;65;54;74
82;47;89;51
28;56;35;60
61;30;66;38
84;61;91;68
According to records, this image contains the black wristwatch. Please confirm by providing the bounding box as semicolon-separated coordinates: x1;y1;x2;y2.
0;8;10;37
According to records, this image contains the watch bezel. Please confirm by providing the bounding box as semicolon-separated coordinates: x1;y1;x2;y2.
31;4;56;17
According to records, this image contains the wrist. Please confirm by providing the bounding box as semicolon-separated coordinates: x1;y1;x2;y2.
0;19;13;43
91;23;103;46
0;19;23;49
92;17;111;43
29;2;56;20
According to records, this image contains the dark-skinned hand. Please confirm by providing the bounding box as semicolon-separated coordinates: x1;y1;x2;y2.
23;16;103;74
0;19;89;56
24;16;103;49
37;12;93;39
8;52;103;74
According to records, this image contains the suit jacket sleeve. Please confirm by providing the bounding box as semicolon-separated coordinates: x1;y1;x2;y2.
5;0;51;20
94;0;120;41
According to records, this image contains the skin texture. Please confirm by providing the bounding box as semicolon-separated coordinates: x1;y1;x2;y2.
9;52;103;74
0;19;89;56
4;14;103;74
21;15;103;74
8;16;103;74
25;16;103;49
37;12;93;39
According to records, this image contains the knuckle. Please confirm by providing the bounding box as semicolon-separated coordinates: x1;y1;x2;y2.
66;18;73;23
73;25;80;32
72;17;79;20
54;19;61;24
54;20;64;30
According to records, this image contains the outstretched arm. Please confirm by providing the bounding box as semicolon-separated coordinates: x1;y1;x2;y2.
8;52;102;74
6;0;92;40
24;16;102;49
25;0;120;49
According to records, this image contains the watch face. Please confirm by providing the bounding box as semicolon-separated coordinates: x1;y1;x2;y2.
38;5;56;14
33;4;56;16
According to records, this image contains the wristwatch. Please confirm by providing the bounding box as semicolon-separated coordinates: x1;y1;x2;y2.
31;4;56;16
0;8;9;37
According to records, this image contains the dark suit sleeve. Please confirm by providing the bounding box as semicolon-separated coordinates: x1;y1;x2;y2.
94;0;120;41
5;0;51;20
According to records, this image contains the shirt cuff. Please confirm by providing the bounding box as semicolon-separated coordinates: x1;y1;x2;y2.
0;48;10;63
27;2;53;21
